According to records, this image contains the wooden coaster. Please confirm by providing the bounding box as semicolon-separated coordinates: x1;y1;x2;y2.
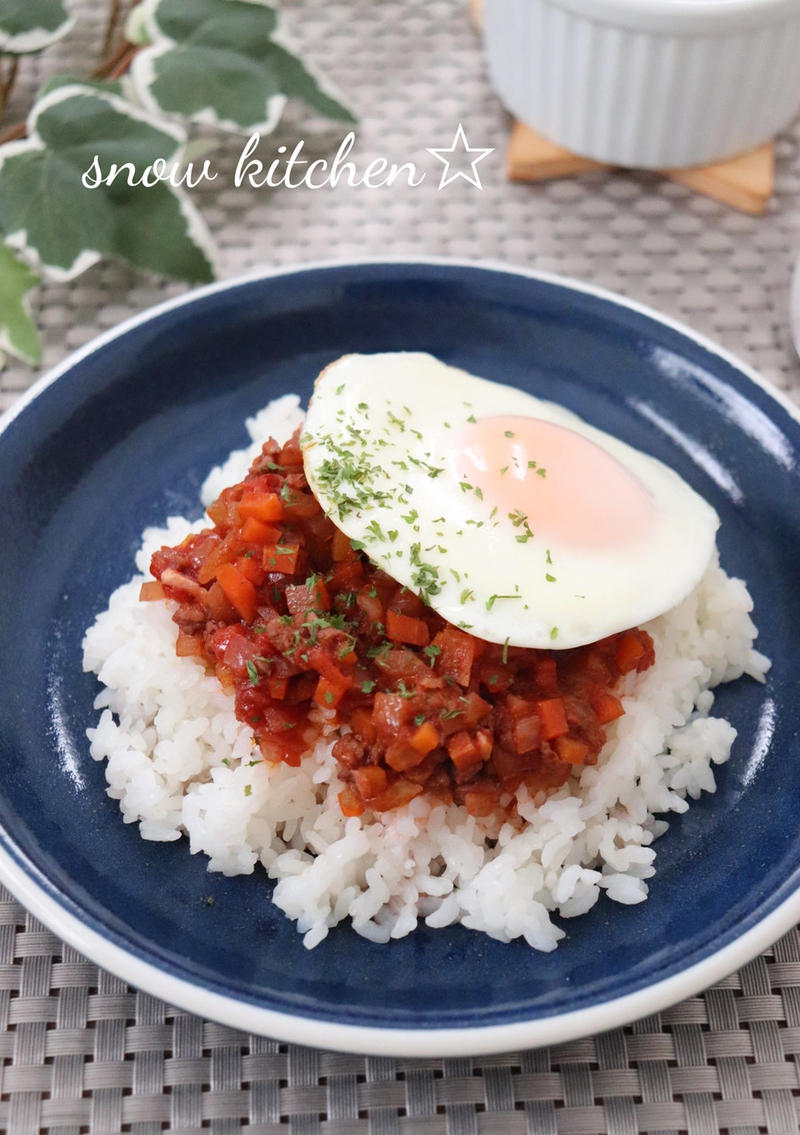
470;0;774;215
507;121;774;215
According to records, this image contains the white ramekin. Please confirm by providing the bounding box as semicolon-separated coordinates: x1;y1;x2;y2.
484;0;800;169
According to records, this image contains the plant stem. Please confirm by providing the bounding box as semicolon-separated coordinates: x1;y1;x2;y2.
100;0;123;63
91;40;138;81
0;42;139;146
0;55;20;123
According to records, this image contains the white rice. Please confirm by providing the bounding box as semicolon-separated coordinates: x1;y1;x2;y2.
82;395;770;950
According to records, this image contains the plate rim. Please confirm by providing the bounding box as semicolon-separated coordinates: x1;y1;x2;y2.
2;255;799;1057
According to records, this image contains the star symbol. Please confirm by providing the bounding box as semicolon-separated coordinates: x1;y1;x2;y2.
426;123;494;190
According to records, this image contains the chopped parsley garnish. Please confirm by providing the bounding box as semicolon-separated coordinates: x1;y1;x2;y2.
244;784;252;797
486;594;520;611
550;626;559;640
423;643;442;667
245;660;260;686
361;678;377;693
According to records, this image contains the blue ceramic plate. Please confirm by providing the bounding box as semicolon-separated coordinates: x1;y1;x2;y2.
1;260;799;1056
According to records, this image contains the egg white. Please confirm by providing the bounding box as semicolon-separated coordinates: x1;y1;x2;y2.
300;352;719;649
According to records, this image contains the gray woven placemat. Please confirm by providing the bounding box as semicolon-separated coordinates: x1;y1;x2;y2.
2;1;800;1131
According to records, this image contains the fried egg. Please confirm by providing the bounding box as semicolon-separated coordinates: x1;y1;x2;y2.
300;353;719;649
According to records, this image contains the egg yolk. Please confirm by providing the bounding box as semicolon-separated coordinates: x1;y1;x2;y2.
450;415;656;549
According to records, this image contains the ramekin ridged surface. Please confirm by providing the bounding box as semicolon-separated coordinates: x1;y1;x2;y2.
485;0;800;168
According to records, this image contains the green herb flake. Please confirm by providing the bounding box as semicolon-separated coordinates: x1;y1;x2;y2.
550;626;559;641
245;660;260;686
244;784;252;797
361;678;376;693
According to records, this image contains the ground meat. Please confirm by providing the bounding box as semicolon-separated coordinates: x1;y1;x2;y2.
146;428;655;820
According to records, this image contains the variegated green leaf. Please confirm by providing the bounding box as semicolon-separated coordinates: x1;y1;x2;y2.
0;0;74;54
130;0;354;134
0;241;40;364
0;84;215;282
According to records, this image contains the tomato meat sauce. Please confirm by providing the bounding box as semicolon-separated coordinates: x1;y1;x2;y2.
146;429;655;821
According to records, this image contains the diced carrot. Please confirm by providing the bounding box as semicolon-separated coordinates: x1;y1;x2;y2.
370;779;423;811
234;554;263;585
237;492;283;523
216;562;258;623
307;648;352;689
327;558;365;591
205;580;235;621
175;631;203;657
311;578;330;610
196;531;244;584
338;787;365;817
314;675;348;710
352;766;388;799
240;516;281;545
262;543;299;574
409;720;439;755
462;785;496;817
205;497;237;527
446;731;482;774
139;580;166;601
385;741;428;772
554;736;590;765
351;707;377;744
615;631;645;674
590;690;625;725
267;676;289;700
536;697;569;741
386;609;430;647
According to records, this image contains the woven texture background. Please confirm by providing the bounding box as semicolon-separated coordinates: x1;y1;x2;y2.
2;1;800;1131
